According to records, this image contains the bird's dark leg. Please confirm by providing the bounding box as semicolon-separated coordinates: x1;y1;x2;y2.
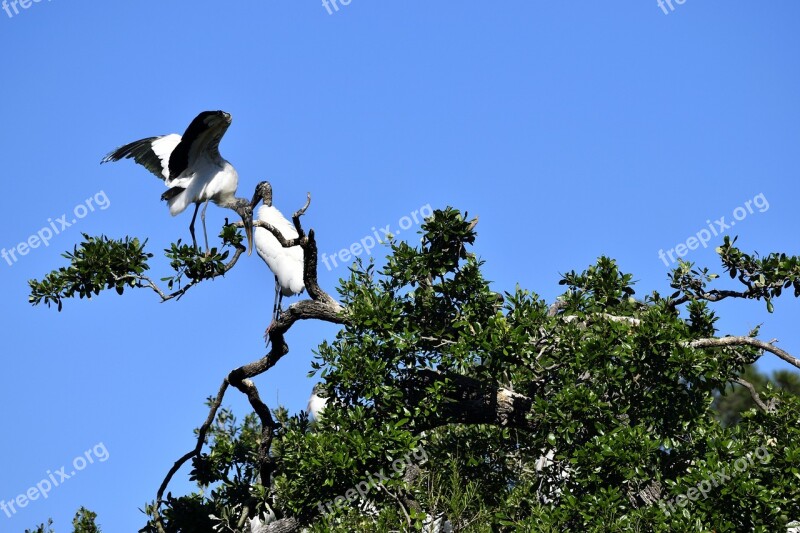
189;203;201;250
272;276;281;323
201;199;212;255
265;276;281;344
277;293;285;321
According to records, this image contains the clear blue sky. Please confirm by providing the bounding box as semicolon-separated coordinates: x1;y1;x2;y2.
1;2;798;531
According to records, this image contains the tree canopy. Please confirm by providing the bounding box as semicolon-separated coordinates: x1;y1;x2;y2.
29;197;800;532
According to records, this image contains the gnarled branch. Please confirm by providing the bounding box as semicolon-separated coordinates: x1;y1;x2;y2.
153;188;346;532
691;336;800;371
734;377;776;414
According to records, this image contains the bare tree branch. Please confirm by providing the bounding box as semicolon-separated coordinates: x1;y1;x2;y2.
669;289;753;308
153;188;347;531
115;234;248;304
153;379;230;533
690;336;800;371
292;193;311;238
734;377;776;413
547;299;568;317
261;518;300;533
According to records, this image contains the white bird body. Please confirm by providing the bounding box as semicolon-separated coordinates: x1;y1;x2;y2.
255;203;305;297
167;156;239;217
102;111;253;253
251;181;305;325
307;387;328;420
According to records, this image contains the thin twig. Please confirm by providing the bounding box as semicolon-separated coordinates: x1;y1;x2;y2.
117;238;247;303
153;379;230;532
734;377;775;413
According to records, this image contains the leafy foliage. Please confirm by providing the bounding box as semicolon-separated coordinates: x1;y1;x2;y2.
140;403;266;533
25;508;102;533
72;507;102;533
713;365;800;427
670;235;800;313
29;224;248;310
30;207;800;531
28;234;151;310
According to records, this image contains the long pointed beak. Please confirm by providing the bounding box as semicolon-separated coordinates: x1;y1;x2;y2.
242;216;254;256
251;190;261;210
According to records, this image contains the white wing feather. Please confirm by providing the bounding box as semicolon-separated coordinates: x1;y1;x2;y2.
151;134;182;180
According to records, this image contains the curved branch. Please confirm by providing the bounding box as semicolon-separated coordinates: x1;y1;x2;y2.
160;243;248;302
404;368;537;431
154;192;348;529
292;193;312;238
121;236;247;303
153;379;230;532
734;377;776;413
226;376;278;484
669;289;753;309
547;299;568;317
691;336;800;371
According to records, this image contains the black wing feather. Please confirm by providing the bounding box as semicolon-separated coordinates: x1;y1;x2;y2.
101;137;167;180
168;139;190;180
160;187;185;202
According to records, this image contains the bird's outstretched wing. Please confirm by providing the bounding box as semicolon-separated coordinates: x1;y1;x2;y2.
101;134;181;181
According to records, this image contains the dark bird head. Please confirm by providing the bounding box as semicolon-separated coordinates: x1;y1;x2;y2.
251;180;273;209
229;197;254;256
168;110;233;179
182;110;232;146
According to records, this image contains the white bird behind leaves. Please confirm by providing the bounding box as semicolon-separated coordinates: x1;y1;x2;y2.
307;383;328;421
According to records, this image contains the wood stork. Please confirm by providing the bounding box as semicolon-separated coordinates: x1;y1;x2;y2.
101;110;253;254
306;383;328;421
251;181;305;323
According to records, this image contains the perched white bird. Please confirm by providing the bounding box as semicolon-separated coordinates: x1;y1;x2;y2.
101;110;253;254
307;383;328;421
248;506;277;532
251;181;304;323
422;513;453;533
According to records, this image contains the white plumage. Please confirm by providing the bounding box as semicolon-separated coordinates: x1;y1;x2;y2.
147;133;181;180
251;181;304;322
306;384;328;421
101;110;253;254
255;204;304;297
